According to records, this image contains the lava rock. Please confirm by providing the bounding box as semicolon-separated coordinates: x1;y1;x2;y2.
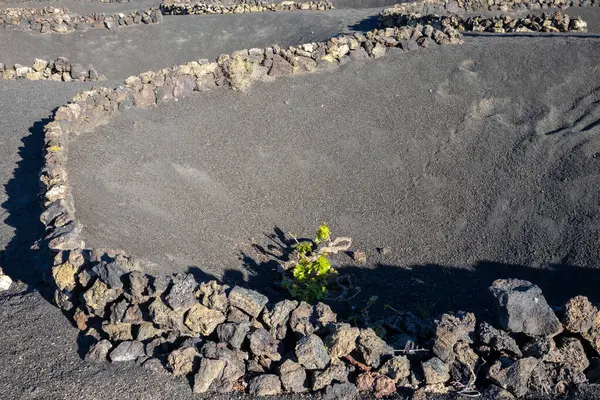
312;359;349;390
268;54;293;77
82;279;121;318
92;261;126;289
165;273;197;311
249;328;281;361
323;382;359;400
290;302;316;335
54;56;70;73
325;323;360;359
142;357;168;374
489;279;562;337
374;374;397;397
137;323;164;341
278;359;308;393
262;299;298;340
354;328;393;368
478;321;522;358
432;311;476;363
422;357;451;385
296;334;330;370
132;84;157;108
197;280;228;312
102;323;133;341
193;358;225;393
563;296;598;333
70;63;89;80
52;260;79;291
289;301;335;336
488;357;540;397
228;286;268;317
351;250;367;264
173;75;196;98
349;47;370;60
109;340;145;362
227;307;251;322
126;270;150;304
85;339;112;363
184;303;225;335
148;275;169;297
548;337;590;372
217;322;250;349
109;299;129;324
378;355;411;383
248;374;282;396
167;346;199;376
315;302;337;326
198;342;246;392
528;361;586;396
148;297;190;334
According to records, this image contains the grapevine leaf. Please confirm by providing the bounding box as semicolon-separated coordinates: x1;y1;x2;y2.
315;224;331;244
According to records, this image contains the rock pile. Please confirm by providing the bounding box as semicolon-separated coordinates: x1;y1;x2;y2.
160;0;334;14
0;57;104;81
49;249;600;398
0;6;162;34
381;4;588;33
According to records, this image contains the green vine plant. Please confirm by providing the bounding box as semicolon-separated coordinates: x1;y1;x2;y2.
280;224;353;303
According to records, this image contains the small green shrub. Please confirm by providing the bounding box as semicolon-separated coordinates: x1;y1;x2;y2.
282;224;337;303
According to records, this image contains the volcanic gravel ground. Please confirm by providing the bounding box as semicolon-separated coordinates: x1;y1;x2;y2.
70;35;600;318
3;1;600;398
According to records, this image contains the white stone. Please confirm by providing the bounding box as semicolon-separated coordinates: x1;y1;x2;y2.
0;275;12;292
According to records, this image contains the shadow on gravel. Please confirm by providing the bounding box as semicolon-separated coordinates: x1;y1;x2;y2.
348;14;381;32
235;228;600;324
0;113;55;300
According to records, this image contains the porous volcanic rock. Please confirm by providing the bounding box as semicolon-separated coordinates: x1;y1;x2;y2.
296;334;330;370
109;340;145;362
228;286;268;317
248;374;282;396
354;328;393;368
490;279;562;337
278;359;308;393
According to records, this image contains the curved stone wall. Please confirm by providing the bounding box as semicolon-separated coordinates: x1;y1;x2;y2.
33;2;599;398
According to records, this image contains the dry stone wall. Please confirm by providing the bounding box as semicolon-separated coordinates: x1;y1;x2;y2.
0;6;162;33
0;57;104;81
160;0;334;14
381;5;588;32
33;2;599;399
385;0;600;12
0;0;334;35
